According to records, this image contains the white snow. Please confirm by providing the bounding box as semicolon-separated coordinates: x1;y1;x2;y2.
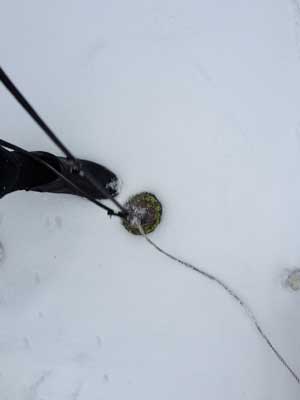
1;1;300;399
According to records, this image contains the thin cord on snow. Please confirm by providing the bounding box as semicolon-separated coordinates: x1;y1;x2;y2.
137;223;300;385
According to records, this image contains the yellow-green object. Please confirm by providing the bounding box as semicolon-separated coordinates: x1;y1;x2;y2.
122;192;162;235
286;269;300;291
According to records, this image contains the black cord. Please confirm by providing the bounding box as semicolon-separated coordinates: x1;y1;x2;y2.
138;224;300;385
0;65;128;218
0;67;76;161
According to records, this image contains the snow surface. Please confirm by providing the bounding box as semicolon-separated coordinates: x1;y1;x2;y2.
1;0;300;398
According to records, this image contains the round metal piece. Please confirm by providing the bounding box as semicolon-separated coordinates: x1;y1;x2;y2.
122;192;162;235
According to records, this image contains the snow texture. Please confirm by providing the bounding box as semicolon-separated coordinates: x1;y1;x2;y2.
1;0;300;399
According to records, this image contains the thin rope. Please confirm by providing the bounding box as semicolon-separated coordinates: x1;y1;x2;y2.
0;66;127;217
0;67;76;161
137;223;300;385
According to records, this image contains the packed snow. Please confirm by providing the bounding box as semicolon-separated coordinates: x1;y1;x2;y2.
1;1;300;399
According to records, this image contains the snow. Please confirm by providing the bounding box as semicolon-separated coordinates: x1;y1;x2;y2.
1;0;300;398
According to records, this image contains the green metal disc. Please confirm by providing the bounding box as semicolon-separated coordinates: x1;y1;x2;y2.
122;192;162;235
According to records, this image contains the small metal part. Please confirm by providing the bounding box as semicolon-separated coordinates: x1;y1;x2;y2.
122;192;162;235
